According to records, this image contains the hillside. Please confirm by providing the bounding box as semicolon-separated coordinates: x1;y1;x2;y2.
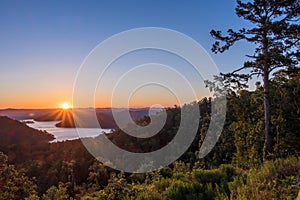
0;116;55;146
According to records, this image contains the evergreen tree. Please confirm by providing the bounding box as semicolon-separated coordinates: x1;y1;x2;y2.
210;0;299;159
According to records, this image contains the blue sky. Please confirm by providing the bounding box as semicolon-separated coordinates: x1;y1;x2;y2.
0;0;255;108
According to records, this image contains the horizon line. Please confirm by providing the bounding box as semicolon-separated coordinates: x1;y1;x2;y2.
0;106;171;110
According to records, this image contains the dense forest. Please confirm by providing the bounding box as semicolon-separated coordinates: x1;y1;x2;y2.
0;68;299;199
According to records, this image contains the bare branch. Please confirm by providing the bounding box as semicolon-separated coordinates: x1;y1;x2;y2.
246;54;258;59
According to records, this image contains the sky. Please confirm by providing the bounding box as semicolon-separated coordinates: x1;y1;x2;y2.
0;0;256;109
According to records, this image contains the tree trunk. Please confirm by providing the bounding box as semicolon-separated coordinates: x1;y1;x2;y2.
261;29;272;160
263;72;272;160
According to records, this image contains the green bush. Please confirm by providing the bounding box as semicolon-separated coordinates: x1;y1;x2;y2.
164;179;202;200
229;156;300;200
193;169;226;185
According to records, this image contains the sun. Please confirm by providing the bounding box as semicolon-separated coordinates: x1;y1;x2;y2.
61;102;71;110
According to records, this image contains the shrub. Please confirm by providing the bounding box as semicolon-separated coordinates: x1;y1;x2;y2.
229;156;300;200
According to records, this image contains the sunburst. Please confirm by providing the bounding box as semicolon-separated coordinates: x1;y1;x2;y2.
61;103;71;110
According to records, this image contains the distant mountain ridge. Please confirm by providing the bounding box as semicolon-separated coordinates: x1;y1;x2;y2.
0;108;162;129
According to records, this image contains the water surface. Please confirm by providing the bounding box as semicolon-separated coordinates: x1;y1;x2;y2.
23;119;112;142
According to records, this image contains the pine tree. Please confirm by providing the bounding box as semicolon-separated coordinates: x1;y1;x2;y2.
210;0;300;159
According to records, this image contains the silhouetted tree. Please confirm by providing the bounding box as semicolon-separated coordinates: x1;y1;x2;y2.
210;0;300;159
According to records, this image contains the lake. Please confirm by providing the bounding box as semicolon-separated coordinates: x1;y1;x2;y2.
22;119;112;142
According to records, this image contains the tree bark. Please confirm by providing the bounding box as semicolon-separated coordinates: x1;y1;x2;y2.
262;30;272;160
263;73;272;159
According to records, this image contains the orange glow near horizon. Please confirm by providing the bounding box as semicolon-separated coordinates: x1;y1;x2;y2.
0;95;205;109
0;84;208;109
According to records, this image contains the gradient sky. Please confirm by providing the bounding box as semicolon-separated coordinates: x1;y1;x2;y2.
0;0;255;108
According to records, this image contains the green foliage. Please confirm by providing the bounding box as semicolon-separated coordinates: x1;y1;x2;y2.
193;169;225;185
164;179;203;200
0;152;37;200
229;90;265;168
42;183;69;200
229;156;300;200
221;72;300;168
25;194;40;200
270;70;300;158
